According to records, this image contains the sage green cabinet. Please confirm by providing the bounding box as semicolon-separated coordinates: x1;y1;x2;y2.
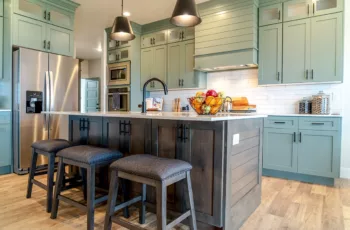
12;14;47;52
0;112;11;173
283;18;310;83
0;17;3;79
46;24;74;56
141;45;167;90
259;3;282;26
108;40;130;50
108;47;131;63
168;27;195;43
310;13;343;82
298;130;340;178
141;30;167;49
46;4;74;30
312;0;343;16
0;0;3;16
13;0;46;22
283;0;310;22
263;128;298;173
258;24;282;85
13;14;74;56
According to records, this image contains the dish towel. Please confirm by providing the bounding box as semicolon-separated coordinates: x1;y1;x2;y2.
112;93;120;110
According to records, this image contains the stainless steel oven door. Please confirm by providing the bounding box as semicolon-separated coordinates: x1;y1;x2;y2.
108;61;131;86
107;86;130;111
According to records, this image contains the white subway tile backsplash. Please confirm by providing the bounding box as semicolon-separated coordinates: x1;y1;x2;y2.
150;69;343;114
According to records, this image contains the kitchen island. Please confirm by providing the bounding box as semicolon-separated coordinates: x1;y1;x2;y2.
43;111;266;230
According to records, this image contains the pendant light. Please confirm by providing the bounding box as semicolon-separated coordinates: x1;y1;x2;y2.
110;0;135;42
170;0;202;27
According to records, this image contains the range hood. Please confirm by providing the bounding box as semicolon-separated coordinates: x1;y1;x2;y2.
194;0;258;72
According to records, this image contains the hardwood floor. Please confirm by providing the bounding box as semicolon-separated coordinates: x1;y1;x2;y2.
0;174;349;230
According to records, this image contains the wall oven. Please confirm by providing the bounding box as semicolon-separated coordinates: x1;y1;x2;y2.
107;61;131;86
107;86;130;112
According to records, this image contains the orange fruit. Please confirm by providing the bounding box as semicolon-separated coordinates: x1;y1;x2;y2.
205;96;216;106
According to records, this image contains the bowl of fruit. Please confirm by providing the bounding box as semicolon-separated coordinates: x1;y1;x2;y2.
188;90;225;115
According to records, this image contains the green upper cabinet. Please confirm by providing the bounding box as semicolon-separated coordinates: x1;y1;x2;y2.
0;17;3;79
46;24;74;56
141;30;167;49
108;40;130;50
259;3;282;26
141;47;154;90
263;128;298;173
168;27;195;44
310;13;343;82
298;130;340;178
167;42;181;88
13;0;46;22
312;0;343;16
0;0;3;16
258;24;282;85
283;0;310;22
12;14;47;51
46;4;74;30
108;47;131;63
283;18;310;83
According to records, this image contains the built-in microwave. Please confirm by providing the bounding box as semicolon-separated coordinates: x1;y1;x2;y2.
107;86;130;112
107;61;130;86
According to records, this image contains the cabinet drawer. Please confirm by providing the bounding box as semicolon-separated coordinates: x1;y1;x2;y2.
0;111;11;124
264;116;298;129
298;117;341;131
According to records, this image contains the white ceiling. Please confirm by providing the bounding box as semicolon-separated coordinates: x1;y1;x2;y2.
74;0;208;60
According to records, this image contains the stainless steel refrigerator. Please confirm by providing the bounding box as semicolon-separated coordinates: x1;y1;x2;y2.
13;48;79;174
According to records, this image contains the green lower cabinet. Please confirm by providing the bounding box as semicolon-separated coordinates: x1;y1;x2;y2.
298;130;340;178
12;14;47;52
46;24;74;56
263;128;298;172
0;112;12;175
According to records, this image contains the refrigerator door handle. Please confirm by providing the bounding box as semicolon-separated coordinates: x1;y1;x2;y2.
49;71;54;132
44;71;50;131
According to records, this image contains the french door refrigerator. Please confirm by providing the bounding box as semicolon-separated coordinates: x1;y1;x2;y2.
13;48;79;174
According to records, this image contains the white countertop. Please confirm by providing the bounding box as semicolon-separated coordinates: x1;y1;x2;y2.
0;109;11;112
41;111;267;121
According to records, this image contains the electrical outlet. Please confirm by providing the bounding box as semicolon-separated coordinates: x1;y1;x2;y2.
233;134;240;146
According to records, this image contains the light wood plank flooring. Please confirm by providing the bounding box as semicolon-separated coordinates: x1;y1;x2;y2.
0;174;349;230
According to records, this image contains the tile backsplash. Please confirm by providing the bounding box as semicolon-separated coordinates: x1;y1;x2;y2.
150;69;343;114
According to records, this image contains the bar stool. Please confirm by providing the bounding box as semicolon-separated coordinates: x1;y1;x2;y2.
50;145;123;230
26;139;71;213
104;154;197;230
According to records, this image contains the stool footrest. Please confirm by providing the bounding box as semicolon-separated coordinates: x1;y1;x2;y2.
114;196;142;213
111;216;145;230
32;179;48;190
58;195;87;212
166;210;191;230
95;195;108;205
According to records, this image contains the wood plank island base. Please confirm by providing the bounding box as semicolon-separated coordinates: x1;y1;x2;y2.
42;111;267;229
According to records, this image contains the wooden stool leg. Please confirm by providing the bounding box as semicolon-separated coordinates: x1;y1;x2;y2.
186;171;197;230
156;182;167;230
121;179;130;218
139;183;147;224
51;158;65;219
46;153;55;213
87;165;96;230
104;169;119;230
80;168;87;201
26;149;38;198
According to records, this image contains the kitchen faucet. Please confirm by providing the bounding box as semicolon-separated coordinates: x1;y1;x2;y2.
142;78;168;113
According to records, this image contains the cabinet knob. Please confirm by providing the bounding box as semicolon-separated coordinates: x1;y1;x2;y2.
48;41;51;50
48;12;51;21
306;70;309;79
44;10;47;20
43;40;46;49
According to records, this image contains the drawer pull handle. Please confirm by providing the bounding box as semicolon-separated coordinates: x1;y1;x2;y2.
274;122;286;124
293;132;296;143
311;122;325;125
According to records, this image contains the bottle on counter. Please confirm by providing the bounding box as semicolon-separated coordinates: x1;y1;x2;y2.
311;91;331;115
299;97;312;114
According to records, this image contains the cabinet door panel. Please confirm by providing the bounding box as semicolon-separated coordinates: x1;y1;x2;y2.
312;0;343;16
46;24;74;56
181;40;196;88
141;48;153;90
152;45;167;89
167;43;181;88
0;0;3;16
168;28;182;44
13;0;46;22
12;14;46;51
69;116;86;145
283;19;310;83
0;120;11;168
310;13;343;82
258;24;282;85
46;5;74;30
0;17;3;79
298;130;340;178
183;27;195;40
283;0;310;22
154;30;167;46
141;34;153;48
259;3;282;26
263;128;298;172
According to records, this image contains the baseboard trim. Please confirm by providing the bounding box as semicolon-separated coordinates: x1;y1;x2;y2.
0;165;12;175
262;169;334;186
340;167;350;179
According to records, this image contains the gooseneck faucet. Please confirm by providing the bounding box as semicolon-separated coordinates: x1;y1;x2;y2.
142;78;168;113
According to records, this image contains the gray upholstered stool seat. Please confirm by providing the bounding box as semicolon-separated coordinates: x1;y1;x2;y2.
31;139;71;153
27;139;72;213
57;145;123;165
110;154;192;181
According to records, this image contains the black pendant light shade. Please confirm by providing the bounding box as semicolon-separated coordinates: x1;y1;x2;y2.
170;0;202;27
110;0;135;42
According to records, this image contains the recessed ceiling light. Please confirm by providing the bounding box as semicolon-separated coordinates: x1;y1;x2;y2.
123;12;131;17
